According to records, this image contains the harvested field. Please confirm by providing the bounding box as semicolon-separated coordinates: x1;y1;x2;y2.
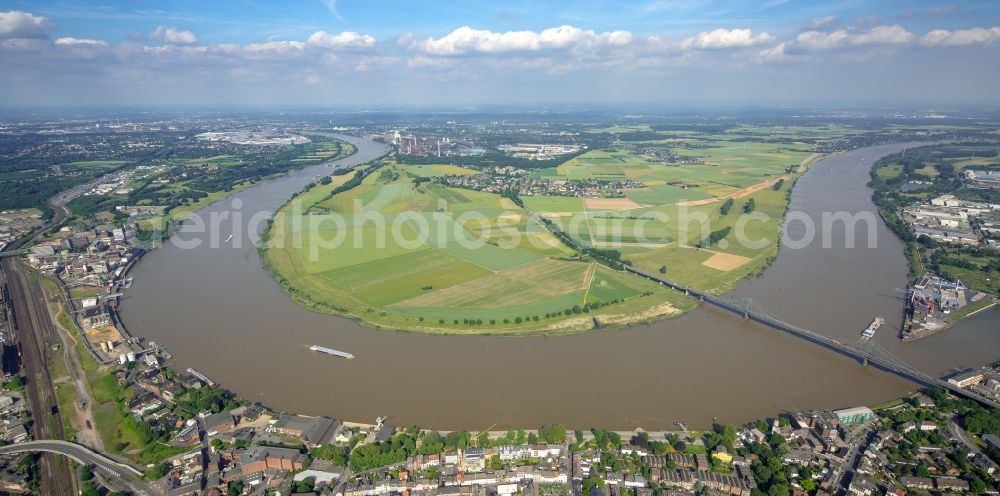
701;251;752;271
583;197;643;210
497;213;523;223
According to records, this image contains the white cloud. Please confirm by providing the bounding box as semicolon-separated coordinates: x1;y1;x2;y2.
795;30;848;49
355;55;401;71
755;42;789;63
920;27;1000;46
795;25;913;49
54;37;108;47
803;16;838;31
679;28;775;50
323;0;343;20
407;54;456;68
307;31;376;49
407;25;632;55
150;26;197;45
242;40;306;58
851;25;914;45
0;10;53;39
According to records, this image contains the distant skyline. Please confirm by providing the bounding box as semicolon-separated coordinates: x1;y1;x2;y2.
2;0;1000;107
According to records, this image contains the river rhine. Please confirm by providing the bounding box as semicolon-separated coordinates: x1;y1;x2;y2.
120;137;1000;430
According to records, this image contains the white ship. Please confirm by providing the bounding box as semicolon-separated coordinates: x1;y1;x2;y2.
309;345;354;359
861;317;885;338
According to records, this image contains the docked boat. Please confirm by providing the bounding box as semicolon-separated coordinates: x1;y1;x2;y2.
309;345;354;359
123;277;134;289
861;317;885;338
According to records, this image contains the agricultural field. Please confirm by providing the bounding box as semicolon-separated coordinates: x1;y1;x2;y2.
519;136;818;292
265;159;691;334
266;128;834;334
406;164;479;177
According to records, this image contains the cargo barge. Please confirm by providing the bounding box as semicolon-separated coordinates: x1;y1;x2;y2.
309;345;354;359
861;317;885;339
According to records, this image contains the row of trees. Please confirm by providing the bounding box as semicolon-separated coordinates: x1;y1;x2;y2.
431;303;617;327
697;226;731;248
719;197;755;215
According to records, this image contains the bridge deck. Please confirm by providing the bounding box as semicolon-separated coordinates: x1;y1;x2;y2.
624;266;1000;410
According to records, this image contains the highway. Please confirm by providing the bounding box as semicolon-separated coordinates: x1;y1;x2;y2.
0;440;152;496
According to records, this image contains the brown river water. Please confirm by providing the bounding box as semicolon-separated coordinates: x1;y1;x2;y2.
120;137;999;430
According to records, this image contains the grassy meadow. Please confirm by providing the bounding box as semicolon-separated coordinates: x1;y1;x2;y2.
265;129;829;334
265;158;693;334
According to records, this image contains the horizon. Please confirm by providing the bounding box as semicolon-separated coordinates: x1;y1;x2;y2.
2;0;1000;107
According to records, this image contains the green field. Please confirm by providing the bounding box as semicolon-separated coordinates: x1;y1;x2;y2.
265;129;828;334
875;163;903;180
63;160;127;171
264;158;692;334
69;286;104;299
407;164;478;177
625;185;713;204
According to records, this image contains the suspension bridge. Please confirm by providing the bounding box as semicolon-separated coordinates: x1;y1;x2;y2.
624;266;1000;410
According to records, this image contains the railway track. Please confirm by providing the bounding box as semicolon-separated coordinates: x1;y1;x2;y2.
2;258;77;495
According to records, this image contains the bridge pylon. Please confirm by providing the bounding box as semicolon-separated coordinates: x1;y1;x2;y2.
858;338;874;366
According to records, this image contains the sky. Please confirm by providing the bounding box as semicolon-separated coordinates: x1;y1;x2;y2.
1;0;999;108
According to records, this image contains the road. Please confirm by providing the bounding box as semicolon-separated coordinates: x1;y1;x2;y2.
194;417;210;494
0;440;152;495
948;415;1000;476
827;430;870;495
1;259;77;495
47;295;103;451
